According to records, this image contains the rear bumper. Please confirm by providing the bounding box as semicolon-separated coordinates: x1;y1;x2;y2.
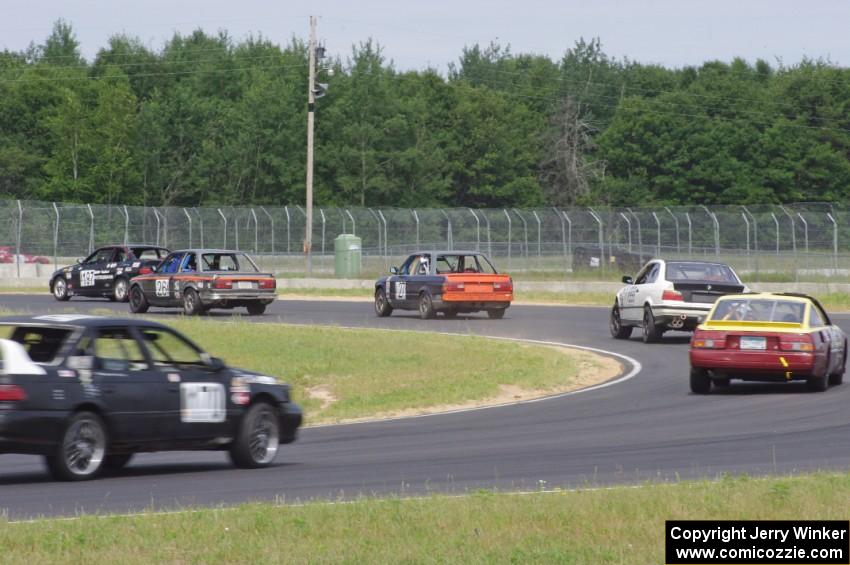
200;291;276;307
0;409;64;454
652;303;711;330
433;296;511;312
690;349;817;377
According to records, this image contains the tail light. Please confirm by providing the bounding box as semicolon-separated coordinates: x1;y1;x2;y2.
0;384;27;401
139;267;153;275
692;330;726;349
662;290;684;301
258;278;276;290
779;334;815;352
493;280;513;292
212;278;233;289
443;281;465;292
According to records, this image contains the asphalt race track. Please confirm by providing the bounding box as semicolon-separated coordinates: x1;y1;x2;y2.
2;294;850;520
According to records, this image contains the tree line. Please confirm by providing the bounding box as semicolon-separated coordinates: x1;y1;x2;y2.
1;21;849;209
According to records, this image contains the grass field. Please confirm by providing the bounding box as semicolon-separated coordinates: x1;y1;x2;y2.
2;472;847;563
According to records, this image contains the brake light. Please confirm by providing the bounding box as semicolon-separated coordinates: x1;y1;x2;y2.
212;278;233;289
662;290;684;301
779;335;815;352
692;330;726;349
258;278;276;290
444;281;465;292
493;280;513;292
0;384;26;401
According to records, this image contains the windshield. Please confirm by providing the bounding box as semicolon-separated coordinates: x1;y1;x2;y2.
710;299;805;323
666;262;739;283
1;325;72;363
200;252;259;272
435;254;497;274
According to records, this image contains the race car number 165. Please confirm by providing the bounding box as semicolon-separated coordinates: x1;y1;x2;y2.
155;279;170;297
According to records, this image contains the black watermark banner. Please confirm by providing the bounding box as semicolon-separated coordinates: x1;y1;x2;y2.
666;520;849;564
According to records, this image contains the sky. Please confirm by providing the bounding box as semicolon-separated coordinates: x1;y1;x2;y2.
2;0;849;71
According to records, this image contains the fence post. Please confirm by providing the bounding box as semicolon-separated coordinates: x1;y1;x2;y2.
378;210;388;260
439;210;452;249
52;202;60;271
121;205;129;246
619;212;632;251
503;209;512;270
827;212;838;271
699;205;719;256
684;212;692;257
217;208;227;248
664;207;680;255
555;207;567;267
797;213;809;252
86;203;95;253
152;208;163;248
468;208;480;251
183;208;192;248
770;212;780;255
368;208;381;260
627;207;642;256
411;209;420;248
561;211;572;271
319;208;326;259
194;208;204;248
512;209;528;259
252;208;259;254
587;208;605;276
742;206;758;278
532;210;542;258
234;214;239;251
481;209;491;257
740;209;751;272
15;200;22;278
345;209;356;236
260;207;274;254
651;211;661;257
284;206;291;253
778;205;798;282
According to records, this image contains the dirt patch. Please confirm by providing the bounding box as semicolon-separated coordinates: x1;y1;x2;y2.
309;345;623;426
305;385;339;410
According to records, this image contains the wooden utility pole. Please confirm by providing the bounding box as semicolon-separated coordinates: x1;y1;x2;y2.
305;15;316;275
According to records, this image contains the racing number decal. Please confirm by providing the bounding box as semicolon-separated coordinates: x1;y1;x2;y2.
180;382;226;423
395;280;406;300
80;270;95;287
155;279;170;297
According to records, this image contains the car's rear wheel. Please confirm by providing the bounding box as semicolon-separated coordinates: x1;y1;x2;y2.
642;306;662;343
374;287;393;317
46;411;107;481
230;402;280;469
690;368;712;394
419;293;435;320
113;278;129;302
129;285;149;313
444;308;458;319
103;453;133;471
486;309;505;319
52;277;71;301
807;372;828;392
182;289;203;316
610;303;632;339
246;303;267;316
829;346;846;386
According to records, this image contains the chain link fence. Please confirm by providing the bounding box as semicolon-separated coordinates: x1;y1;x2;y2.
2;199;847;281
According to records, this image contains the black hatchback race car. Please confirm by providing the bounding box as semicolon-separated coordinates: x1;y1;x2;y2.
50;244;169;302
0;315;302;481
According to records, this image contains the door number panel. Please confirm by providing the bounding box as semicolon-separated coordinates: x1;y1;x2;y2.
180;382;226;423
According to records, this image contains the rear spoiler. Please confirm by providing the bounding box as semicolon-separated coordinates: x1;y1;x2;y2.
0;339;47;375
702;320;803;330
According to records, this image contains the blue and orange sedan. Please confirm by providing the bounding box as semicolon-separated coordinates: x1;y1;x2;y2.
689;293;847;393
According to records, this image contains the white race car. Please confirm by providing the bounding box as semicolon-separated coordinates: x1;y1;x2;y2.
609;260;748;343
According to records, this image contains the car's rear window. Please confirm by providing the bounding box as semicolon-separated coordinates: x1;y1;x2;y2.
200;252;258;272
665;262;739;283
2;326;72;363
435;254;497;274
710;299;805;323
132;247;166;260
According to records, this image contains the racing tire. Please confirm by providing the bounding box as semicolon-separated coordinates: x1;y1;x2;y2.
443;308;458;319
374;287;393;317
182;288;204;316
713;378;731;388
52;277;71;301
229;402;280;469
103;453;133;471
610;303;632;339
828;347;846;386
486;309;506;319
246;303;267;316
690;368;712;394
642;306;662;343
45;411;107;481
129;285;149;314
419;293;436;320
113;277;130;302
807;372;828;392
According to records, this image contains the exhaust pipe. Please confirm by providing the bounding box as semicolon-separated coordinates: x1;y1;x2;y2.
669;314;687;329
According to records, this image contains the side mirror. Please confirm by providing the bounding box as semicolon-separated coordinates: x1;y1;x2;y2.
75;257;83;264
622;276;633;284
390;266;398;275
205;356;226;372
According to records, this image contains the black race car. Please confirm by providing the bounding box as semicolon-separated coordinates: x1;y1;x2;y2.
0;315;302;481
50;245;169;302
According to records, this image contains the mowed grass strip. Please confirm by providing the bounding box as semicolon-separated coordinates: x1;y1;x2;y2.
155;319;612;424
3;472;849;564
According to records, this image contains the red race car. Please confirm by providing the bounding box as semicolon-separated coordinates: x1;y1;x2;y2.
689;293;847;393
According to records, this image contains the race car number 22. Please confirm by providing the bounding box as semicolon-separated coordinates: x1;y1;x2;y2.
155;279;170;297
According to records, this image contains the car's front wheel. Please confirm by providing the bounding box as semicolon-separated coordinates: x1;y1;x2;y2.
230;402;280;468
375;287;393;317
52;277;71;301
129;285;149;313
690;368;712;394
46;411;107;481
610;303;632;339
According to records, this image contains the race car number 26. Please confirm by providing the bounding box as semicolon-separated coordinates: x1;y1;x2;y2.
180;382;226;423
80;270;96;287
155;279;170;297
394;280;406;300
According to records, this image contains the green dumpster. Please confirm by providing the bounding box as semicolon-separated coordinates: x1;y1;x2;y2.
334;234;362;278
